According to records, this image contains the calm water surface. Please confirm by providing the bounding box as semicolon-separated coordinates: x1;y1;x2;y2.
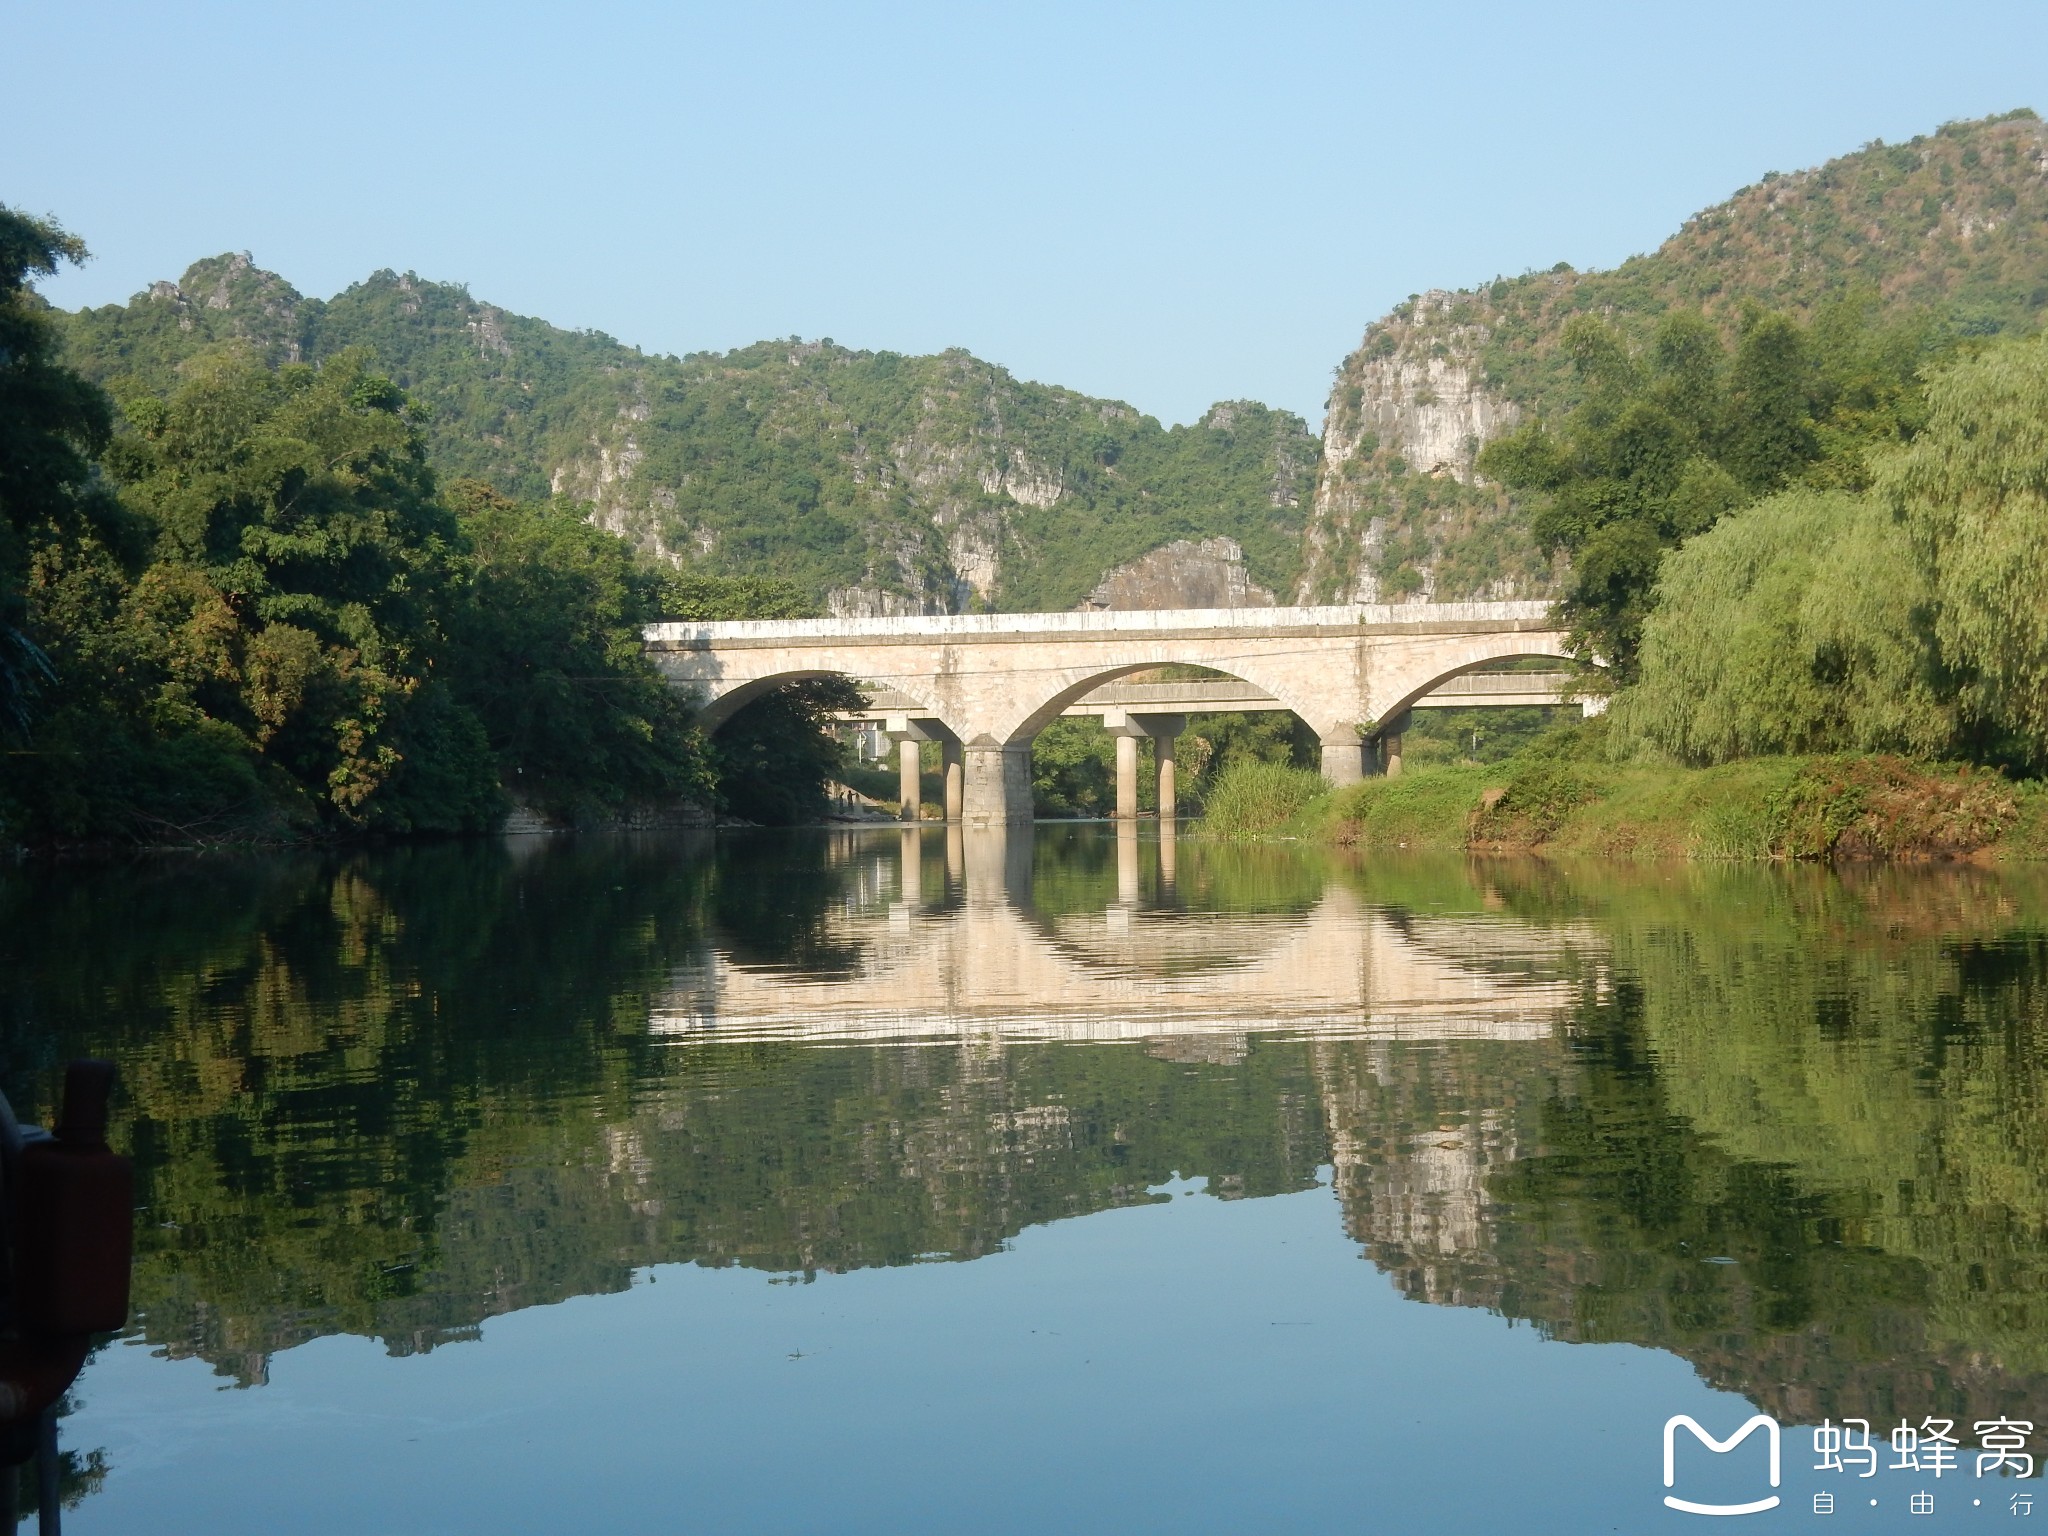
3;825;2046;1533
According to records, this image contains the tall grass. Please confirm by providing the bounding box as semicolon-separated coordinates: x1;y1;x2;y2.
1197;761;1329;838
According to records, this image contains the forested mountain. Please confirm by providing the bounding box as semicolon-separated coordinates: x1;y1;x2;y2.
1302;108;2048;603
54;261;1316;614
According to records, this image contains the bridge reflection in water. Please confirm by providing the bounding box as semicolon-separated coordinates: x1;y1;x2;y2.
18;831;2048;1535
651;824;1602;1046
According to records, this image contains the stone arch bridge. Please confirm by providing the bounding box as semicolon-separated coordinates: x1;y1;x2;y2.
644;602;1580;825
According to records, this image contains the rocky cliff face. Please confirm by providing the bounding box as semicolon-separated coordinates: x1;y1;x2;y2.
1078;537;1276;610
1299;290;1552;604
1329;291;1520;485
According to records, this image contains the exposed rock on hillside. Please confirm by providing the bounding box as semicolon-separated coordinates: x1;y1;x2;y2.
1302;292;1547;603
1079;537;1276;610
1332;292;1520;485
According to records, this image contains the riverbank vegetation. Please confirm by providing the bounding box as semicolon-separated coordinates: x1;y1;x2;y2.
1200;721;2048;861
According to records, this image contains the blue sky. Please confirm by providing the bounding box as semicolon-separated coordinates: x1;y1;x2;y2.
10;0;2048;425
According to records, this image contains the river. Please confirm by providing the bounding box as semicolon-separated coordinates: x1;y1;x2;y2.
3;826;2044;1532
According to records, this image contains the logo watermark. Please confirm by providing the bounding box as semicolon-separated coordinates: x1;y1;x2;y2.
1663;1412;2038;1517
1664;1414;1782;1516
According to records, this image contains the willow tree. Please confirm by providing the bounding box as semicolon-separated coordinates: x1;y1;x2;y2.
1611;488;1951;764
1882;334;2048;767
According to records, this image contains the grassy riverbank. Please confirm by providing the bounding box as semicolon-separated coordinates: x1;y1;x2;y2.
1198;727;2048;861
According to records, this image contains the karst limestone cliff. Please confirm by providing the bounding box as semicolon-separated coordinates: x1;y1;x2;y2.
1078;537;1276;610
1298;290;1551;605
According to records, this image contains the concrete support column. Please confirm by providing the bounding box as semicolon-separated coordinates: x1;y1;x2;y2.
1154;731;1177;820
1320;728;1366;788
942;739;964;822
1380;711;1411;780
1114;733;1140;821
1109;712;1181;821
897;736;922;821
963;742;1033;825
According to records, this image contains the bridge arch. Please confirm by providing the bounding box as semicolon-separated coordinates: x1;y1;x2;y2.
1369;646;1593;734
644;600;1572;821
999;659;1329;746
693;669;951;736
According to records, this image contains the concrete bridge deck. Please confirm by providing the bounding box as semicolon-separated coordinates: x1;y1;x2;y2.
645;601;1580;824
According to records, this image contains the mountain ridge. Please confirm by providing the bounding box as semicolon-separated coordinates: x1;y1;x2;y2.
49;109;2048;616
55;258;1316;615
1301;108;2048;603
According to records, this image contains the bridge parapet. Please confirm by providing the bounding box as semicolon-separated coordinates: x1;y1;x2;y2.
644;600;1555;650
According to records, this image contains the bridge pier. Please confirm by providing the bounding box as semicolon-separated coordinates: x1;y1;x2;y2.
897;737;921;820
963;742;1033;825
1155;728;1177;820
1380;711;1410;779
942;739;963;821
1320;728;1367;788
1104;710;1184;820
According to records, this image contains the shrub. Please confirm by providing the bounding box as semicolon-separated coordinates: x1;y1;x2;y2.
1197;761;1328;839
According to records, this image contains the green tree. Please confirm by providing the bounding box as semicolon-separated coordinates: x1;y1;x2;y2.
711;679;862;824
0;209;124;737
1882;331;2048;769
3;344;512;841
1480;303;1939;678
1611;488;1953;764
1031;717;1119;815
443;482;713;821
97;346;497;830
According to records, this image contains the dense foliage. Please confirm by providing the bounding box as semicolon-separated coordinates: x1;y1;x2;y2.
1478;300;1940;676
1615;329;2048;775
0;211;121;739
1883;333;2048;762
0;216;853;843
439;481;714;821
1612;490;1950;763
